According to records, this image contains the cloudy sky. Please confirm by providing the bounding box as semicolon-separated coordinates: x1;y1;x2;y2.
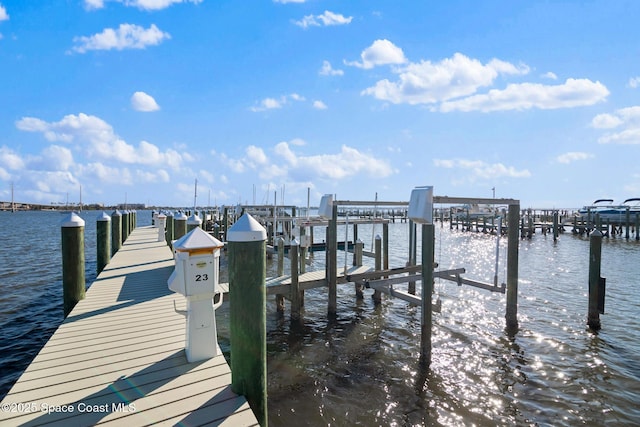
1;0;639;208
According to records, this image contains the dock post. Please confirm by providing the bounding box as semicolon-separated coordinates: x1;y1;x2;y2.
166;211;174;247
227;213;267;426
553;211;559;242
61;212;86;317
625;207;630;239
174;212;187;240
354;239;364;299
276;237;285;313
121;210;129;243
587;230;603;330
96;212;111;274
420;223;435;367
300;226;307;274
383;222;389;271
506;204;520;332
290;238;301;321
111;209;122;256
328;203;338;316
636;214;640;241
372;235;382;304
408;219;417;294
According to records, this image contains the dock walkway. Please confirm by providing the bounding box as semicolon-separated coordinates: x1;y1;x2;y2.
0;226;258;426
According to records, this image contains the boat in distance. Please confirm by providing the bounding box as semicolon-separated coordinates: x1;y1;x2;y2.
577;198;640;223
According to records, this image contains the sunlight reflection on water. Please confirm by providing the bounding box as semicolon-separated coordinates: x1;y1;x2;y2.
219;222;640;426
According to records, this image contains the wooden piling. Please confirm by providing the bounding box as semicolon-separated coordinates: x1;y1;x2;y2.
276;237;285;313
553;211;559;242
506;204;520;332
420;223;435;367
625;207;630;239
122;211;130;243
290;238;301;321
165;211;174;246
227;213;267;426
587;230;603;330
61;212;86;317
174;212;187;240
373;235;382;304
96;212;111;274
354;239;364;299
328;203;338;316
111;210;122;256
408;220;417;294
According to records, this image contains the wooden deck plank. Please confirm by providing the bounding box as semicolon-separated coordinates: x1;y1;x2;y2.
0;226;258;427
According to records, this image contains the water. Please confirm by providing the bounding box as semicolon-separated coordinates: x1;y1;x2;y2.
1;212;639;426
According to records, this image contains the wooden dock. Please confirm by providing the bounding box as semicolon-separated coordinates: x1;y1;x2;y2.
0;226;258;426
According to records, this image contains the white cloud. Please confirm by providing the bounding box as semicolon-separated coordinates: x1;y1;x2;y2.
84;0;202;10
226;141;393;184
556;151;594;164
439;78;609;112
83;0;104;9
628;77;640;88
434;158;531;181
356;45;608;113
593;106;640;144
71;23;171;53
274;142;393;180
136;168;170;183
0;146;25;170
313;100;327;110
250;94;308;112
131;91;160;112
294;10;352;28
542;71;558;80
591;113;623;129
15;113;186;168
362;52;529;105
250;97;285;112
80;162;133;185
319;60;343;76
38;145;75;170
347;39;407;70
0;4;9;20
245;145;268;165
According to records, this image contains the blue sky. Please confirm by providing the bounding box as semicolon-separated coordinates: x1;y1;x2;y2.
1;0;639;209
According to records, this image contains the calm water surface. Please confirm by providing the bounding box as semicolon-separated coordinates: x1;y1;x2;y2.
1;211;639;426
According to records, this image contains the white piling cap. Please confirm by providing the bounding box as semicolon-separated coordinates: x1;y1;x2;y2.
173;227;224;253
61;212;85;228
175;212;188;220
97;212;111;222
187;213;202;224
111;209;122;217
227;213;267;242
290;238;299;247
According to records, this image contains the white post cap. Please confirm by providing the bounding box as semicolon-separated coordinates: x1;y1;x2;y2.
61;212;85;228
227;213;267;242
176;212;188;220
97;211;111;222
187;213;202;224
173;227;224;252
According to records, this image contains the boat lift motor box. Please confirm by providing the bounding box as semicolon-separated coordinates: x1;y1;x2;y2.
318;194;334;219
167;227;225;362
408;186;434;224
156;213;167;242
